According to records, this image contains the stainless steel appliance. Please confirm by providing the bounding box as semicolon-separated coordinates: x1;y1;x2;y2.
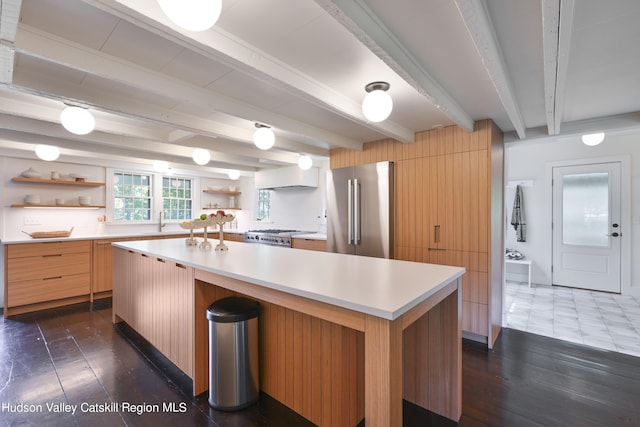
326;161;394;258
244;229;304;247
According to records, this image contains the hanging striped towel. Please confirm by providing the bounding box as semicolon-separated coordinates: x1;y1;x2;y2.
511;184;526;242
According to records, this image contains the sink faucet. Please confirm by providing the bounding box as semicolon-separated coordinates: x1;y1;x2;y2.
159;211;166;232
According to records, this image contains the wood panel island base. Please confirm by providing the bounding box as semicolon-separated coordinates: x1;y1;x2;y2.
112;239;465;426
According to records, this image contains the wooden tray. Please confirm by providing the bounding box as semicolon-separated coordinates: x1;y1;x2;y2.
22;227;74;238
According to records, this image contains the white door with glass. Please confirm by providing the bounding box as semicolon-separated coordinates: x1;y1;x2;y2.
552;162;621;293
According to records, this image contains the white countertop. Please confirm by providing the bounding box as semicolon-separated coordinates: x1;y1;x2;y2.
113;238;464;320
1;229;246;244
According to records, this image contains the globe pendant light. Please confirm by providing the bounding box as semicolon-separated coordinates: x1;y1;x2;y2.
154;160;170;173
298;154;312;170
253;123;275;150
158;0;222;32
35;144;60;161
60;106;95;135
581;132;605;146
227;169;240;180
192;148;211;165
362;82;393;123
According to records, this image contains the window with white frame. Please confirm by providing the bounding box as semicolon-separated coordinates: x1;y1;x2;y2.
109;169;198;223
257;189;270;220
162;177;193;220
113;172;152;221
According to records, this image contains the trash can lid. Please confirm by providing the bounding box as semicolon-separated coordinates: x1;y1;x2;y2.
207;297;260;323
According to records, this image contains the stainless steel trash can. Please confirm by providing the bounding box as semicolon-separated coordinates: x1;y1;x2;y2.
206;297;260;410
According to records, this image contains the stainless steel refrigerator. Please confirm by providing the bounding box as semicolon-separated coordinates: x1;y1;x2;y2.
326;161;394;258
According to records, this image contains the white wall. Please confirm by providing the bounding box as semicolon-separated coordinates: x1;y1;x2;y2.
505;130;640;296
249;160;328;232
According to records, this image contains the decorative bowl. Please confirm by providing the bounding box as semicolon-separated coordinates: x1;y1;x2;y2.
21;168;42;179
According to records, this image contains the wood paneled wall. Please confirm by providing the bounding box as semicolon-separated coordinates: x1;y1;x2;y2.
330;120;504;345
195;279;364;427
113;248;194;376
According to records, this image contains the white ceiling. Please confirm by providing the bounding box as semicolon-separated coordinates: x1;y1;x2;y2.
1;0;639;176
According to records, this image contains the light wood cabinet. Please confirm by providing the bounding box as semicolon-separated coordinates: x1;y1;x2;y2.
92;237;148;299
291;238;326;252
330;119;504;347
112;247;194;376
5;240;91;316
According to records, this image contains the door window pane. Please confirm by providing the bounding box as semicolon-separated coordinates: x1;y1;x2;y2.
562;172;608;247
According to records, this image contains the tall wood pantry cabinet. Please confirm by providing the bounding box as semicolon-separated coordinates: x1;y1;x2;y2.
330;119;504;347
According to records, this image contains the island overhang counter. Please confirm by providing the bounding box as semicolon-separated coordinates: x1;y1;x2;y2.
111;238;465;426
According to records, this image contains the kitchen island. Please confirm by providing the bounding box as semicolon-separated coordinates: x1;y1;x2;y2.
112;238;464;426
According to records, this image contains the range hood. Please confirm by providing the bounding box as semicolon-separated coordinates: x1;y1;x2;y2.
255;166;319;189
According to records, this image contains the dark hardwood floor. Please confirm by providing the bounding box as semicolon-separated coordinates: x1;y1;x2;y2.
1;300;639;426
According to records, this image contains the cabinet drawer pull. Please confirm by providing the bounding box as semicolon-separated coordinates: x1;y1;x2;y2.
97;242;112;245
141;253;149;258
176;263;186;269
43;276;63;281
157;258;165;263
428;247;446;251
43;254;63;258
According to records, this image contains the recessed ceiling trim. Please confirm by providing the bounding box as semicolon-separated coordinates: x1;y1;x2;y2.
316;0;475;133
454;0;526;139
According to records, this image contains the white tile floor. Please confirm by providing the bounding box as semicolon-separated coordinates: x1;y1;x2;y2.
505;281;640;357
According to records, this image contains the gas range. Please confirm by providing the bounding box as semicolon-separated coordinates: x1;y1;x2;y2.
244;229;306;247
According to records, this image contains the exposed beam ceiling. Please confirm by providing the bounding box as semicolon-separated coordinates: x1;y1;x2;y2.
454;0;526;139
542;0;575;136
315;0;475;134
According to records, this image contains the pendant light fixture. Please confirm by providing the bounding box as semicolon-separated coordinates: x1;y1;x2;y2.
581;132;605;146
60;106;95;135
298;154;312;170
362;81;393;123
253;123;275;150
227;169;240;180
192;148;211;165
158;0;222;32
35;144;60;161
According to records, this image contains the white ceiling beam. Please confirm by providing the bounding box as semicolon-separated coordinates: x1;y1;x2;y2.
0;137;254;178
0;0;21;42
503;112;640;143
454;0;526;139
542;0;575;136
73;0;375;148
0;113;271;170
14;25;333;157
0;0;21;83
315;0;475;133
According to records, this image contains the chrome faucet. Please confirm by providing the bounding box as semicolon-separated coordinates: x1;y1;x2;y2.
159;211;166;232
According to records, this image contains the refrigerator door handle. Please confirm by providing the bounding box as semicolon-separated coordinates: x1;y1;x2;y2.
347;179;353;244
354;178;360;244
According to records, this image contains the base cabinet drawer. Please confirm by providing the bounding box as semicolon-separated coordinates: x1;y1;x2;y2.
7;240;90;258
291;238;326;251
8;252;90;282
8;274;91;307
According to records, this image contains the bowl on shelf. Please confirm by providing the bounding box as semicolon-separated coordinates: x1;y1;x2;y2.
55;198;65;205
228;186;237;192
21;168;42;179
208;186;222;191
24;194;40;205
78;196;91;206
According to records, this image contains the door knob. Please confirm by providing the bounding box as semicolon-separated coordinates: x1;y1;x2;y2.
607;232;620;237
